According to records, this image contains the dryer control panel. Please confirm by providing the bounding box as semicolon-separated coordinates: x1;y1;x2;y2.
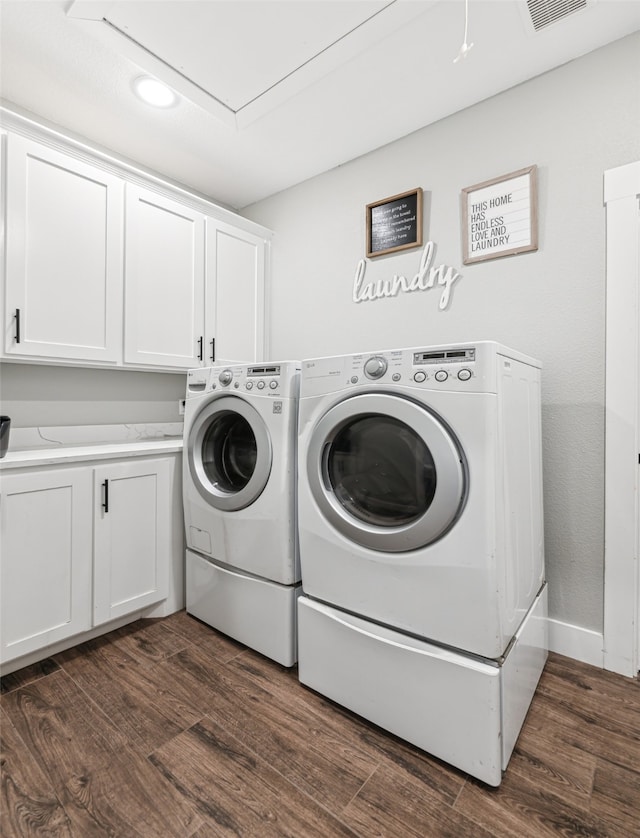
299;342;539;397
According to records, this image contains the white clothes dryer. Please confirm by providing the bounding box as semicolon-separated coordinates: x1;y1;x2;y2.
297;341;544;659
183;361;301;666
296;343;547;784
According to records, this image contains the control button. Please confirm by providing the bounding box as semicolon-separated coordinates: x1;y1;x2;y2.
435;370;448;382
234;382;240;389
218;369;233;386
257;380;266;390
246;381;253;390
413;371;427;383
364;355;388;379
350;375;359;384
458;368;472;381
392;373;401;382
269;380;278;389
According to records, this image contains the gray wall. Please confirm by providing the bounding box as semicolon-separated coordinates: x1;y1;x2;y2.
243;33;640;635
0;362;185;426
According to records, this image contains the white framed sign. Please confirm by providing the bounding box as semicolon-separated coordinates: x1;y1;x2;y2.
461;165;538;264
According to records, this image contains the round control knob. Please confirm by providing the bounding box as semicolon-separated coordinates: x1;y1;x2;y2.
458;368;472;381
269;380;278;389
218;369;233;386
257;380;266;390
350;376;359;384
392;373;401;382
435;370;448;382
246;381;253;390
364;356;388;379
413;371;426;383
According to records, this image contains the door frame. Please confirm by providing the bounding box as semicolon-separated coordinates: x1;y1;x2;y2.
603;160;640;677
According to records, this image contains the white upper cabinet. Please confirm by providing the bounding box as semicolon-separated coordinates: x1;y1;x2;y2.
1;116;272;371
205;219;267;365
124;185;206;369
4;134;124;362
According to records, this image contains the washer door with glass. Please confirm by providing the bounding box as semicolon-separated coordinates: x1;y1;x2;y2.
306;393;467;552
188;395;272;511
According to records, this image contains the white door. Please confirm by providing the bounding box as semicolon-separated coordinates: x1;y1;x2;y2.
205;219;267;364
4;134;124;362
603;160;640;677
0;468;93;664
93;459;170;624
124;185;205;369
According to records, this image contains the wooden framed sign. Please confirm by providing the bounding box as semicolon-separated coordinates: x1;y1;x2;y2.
461;165;538;264
366;188;423;257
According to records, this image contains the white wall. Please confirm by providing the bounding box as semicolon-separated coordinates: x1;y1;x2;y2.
244;33;640;635
0;362;186;426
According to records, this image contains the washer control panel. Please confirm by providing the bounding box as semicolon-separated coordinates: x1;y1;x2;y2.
186;362;301;400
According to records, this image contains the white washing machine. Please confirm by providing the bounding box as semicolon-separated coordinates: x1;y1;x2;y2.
296;342;547;785
183;361;302;666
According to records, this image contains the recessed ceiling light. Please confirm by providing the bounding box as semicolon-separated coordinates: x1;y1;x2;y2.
133;76;178;108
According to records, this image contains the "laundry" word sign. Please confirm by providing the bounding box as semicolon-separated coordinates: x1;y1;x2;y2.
352;241;461;310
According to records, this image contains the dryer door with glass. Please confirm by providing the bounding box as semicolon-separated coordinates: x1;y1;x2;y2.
187;395;272;511
306;393;467;552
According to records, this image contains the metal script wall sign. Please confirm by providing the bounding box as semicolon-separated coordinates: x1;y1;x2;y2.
352;241;461;310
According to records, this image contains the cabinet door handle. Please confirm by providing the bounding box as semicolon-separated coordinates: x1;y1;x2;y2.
14;309;21;344
197;336;204;362
210;338;215;362
102;479;109;513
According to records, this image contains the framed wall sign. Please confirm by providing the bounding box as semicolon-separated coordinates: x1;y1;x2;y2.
461;165;538;264
366;188;423;257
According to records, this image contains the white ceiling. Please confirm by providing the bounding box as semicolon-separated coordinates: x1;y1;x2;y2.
1;1;638;210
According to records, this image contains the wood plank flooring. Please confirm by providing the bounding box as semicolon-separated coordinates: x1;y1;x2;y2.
2;610;639;837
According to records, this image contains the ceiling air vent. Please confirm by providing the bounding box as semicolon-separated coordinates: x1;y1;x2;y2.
526;0;589;31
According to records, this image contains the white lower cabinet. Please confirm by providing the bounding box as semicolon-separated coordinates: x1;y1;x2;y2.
93;459;170;625
0;455;177;669
0;468;93;663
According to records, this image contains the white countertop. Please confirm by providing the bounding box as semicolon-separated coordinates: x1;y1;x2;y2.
0;423;184;470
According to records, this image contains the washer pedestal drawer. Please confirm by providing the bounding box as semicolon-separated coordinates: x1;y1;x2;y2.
186;549;301;667
297;585;547;786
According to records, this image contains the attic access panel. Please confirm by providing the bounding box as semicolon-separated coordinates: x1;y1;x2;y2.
67;1;432;128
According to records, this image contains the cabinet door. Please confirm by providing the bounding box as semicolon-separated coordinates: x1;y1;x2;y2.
205;219;267;365
93;458;170;625
0;468;93;664
124;185;205;369
4;134;124;362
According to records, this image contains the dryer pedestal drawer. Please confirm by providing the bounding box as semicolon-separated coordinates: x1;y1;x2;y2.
297;586;547;787
186;549;301;667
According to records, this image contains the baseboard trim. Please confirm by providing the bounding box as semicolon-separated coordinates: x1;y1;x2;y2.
547;617;604;669
0;603;180;677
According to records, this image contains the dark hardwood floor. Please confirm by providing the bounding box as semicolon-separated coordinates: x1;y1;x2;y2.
1;610;639;837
